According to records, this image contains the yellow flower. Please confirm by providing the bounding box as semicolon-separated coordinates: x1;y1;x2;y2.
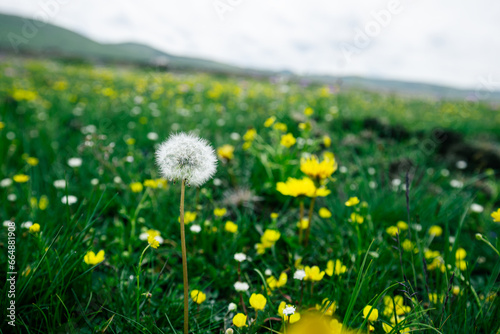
455;248;467;260
325;259;346;276
316;298;337;316
386;226;399;237
296;218;309;230
29;223;40;233
232;313;247;327
130;182;144;193
143;179;158;188
148;235;160;249
304;266;325;281
225;221;238;233
217;144;235;160
363;305;378;322
267;275;278;290
428;293;443;304
12;89;37;101
330;318;343;333
277;272;287;288
0;121;4;130
242;141;252;150
323;151;335;162
214;207;227;217
264;116;276;127
300;155;337;180
319;207;331;218
491;208;500;222
156;178;168;189
13;174;30;183
243;128;257;141
345;197;360;207
270;212;279;219
396;221;408;230
276;177;330;198
26;157;39;166
179;211;197;224
402;239;414;252
30;197;38;208
261;229;281;248
278;301;301;323
190;290;206;304
304;107;314;116
273;122;287;132
39;195;49;210
249;293;267;311
428;225;443;237
323;135;331;148
350;213;364;224
255;243;266;255
126;138;136;145
280;133;296;148
84;250;105;265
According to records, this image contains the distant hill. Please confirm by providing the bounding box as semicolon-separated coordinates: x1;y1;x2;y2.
1;12;499;101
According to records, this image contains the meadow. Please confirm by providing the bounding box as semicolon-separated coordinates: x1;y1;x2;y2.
0;58;499;334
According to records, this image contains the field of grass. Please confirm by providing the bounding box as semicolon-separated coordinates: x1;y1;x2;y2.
0;58;499;334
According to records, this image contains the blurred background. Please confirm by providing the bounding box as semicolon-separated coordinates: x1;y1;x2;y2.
1;0;500;99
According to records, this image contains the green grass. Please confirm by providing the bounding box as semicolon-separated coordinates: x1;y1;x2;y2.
0;58;499;334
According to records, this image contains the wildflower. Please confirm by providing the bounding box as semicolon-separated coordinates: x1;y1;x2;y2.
190;290;206;304
13;174;30;183
130;182;144;193
276;177;330;197
26;157;39;166
84;250;105;265
143;179;158;188
386;226;399;236
316;298;337;316
228;302;237;311
300;155;337;180
0;121;4;130
53;179;66;189
243;128;257;141
455;248;467;260
264;116;276;127
428;293;443;304
323;135;331;148
234;253;247;262
179;211;197;224
38;195;49;210
155;132;217;187
294;269;306;280
280;133;296;148
0;178;12;187
319;207;332;218
217;144;235;160
214;208;227;217
232;313;247;327
270;212;279;219
242;141;252;150
61;195;78;205
273;122;287;132
345;197;360;207
325;259;346;276
190;224;201;233
29;223;40;233
402;239;415;252
279;301;301;323
428;225;443;237
297;218;309;230
21;221;33;229
267;275;278;290
225;221;238;233
363;305;378;322
304;107;314;116
491;208;500;222
234;281;249;292
249;293;267;311
148;235;160;249
67;157;82;168
261;229;281;248
396;221;408;230
330;318;343;332
277;272;287;287
304;266;325;281
350;213;364;224
470;203;484;213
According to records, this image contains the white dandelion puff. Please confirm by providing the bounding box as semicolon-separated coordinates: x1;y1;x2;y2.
61;195;78;205
155;132;217;187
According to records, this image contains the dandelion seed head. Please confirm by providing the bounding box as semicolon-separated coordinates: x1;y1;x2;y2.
155;132;217;187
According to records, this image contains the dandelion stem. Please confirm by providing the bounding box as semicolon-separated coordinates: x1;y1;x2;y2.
136;244;150;322
180;179;189;334
304;196;316;246
298;200;304;245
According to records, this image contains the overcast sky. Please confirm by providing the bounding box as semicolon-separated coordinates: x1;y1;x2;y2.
1;0;499;89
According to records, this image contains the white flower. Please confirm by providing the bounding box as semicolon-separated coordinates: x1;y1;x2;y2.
283;305;296;316
234;281;249;292
293;270;306;281
450;180;463;188
230;132;240;141
125;156;134;163
441;169;450;177
114;176;122;184
91;178;99;186
190;224;202;233
456;160;467;169
61;195;78;205
21;221;33;229
339;166;347;174
68;157;82;168
0;178;12;188
228;302;237;311
155;132;217;187
3;220;13;227
7;194;17;201
369;181;377;189
147;132;159;141
53;179;67;189
139;232;149;240
234;253;247;262
391;178;402;187
226;329;234;334
470;203;484;213
265;269;272;276
367;167;376;175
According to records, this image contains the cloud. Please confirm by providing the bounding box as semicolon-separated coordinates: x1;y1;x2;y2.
1;0;499;89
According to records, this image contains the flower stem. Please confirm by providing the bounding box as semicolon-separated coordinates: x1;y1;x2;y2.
136;244;150;322
298;200;304;245
180;179;189;334
129;189;150;253
239;292;248;315
304;196;316;246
